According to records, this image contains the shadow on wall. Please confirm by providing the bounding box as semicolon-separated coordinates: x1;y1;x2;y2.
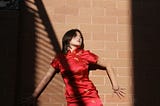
132;1;160;106
0;10;19;106
15;0;61;106
16;0;89;106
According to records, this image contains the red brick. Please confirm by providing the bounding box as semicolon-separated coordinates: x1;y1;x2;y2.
117;67;132;76
118;16;131;24
105;8;130;16
105;42;131;51
117;0;130;10
92;32;117;41
66;16;91;24
103;58;131;67
118;31;132;41
54;23;79;32
55;6;79;15
92;16;117;24
105;94;132;103
66;0;91;8
118;50;131;58
80;8;105;16
95;85;113;94
91;70;106;76
85;40;104;50
106;24;131;33
89;76;105;85
50;14;65;23
43;0;65;8
80;24;105;33
92;0;116;9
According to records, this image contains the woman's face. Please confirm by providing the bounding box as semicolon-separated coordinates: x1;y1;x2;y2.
69;32;83;48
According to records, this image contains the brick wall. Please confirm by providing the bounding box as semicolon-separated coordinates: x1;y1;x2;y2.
19;0;133;106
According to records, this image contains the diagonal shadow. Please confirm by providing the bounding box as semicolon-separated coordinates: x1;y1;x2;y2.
16;0;88;106
15;1;37;105
34;0;61;54
35;0;89;105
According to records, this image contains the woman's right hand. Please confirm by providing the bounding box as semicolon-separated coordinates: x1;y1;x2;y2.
18;96;36;106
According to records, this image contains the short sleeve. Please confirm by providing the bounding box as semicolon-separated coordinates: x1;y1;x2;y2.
81;50;98;64
50;56;60;70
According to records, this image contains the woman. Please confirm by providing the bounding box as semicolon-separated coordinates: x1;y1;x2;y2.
23;29;125;106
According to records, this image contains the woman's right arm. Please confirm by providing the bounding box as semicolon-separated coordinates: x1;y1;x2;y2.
32;65;57;99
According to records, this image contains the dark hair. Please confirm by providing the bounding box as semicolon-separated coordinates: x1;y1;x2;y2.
62;29;84;54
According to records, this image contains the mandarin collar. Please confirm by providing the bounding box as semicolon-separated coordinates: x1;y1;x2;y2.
67;48;82;55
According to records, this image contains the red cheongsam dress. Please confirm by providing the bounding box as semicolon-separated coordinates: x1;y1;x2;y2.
51;49;103;106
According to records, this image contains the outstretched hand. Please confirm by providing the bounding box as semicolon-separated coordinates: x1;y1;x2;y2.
113;87;126;99
18;96;36;106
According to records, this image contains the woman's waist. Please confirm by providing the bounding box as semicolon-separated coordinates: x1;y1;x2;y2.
65;87;99;103
65;82;96;95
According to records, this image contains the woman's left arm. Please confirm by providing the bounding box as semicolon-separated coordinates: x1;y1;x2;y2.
97;60;125;99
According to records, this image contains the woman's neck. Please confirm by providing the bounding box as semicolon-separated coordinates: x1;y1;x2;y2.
69;46;79;53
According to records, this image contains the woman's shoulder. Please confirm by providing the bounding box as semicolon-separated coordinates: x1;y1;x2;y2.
53;53;65;60
80;49;98;57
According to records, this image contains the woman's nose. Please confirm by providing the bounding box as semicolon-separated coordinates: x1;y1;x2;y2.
76;36;81;40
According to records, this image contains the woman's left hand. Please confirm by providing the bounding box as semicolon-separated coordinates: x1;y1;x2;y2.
113;87;126;99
